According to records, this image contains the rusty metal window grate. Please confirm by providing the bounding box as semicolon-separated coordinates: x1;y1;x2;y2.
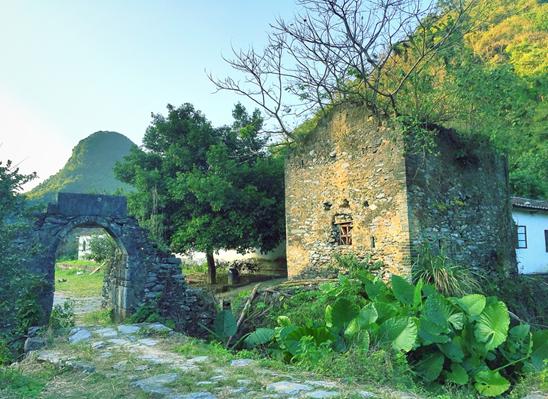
338;222;353;245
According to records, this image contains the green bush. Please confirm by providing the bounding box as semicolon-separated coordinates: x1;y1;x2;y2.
245;269;547;397
412;245;483;296
86;234;120;264
49;300;75;331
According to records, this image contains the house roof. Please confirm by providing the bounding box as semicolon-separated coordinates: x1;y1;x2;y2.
511;196;548;211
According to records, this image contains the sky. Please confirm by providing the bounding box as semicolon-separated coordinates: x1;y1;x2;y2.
0;0;297;189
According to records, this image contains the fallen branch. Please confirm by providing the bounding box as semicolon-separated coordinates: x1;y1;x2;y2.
227;283;260;347
89;266;102;275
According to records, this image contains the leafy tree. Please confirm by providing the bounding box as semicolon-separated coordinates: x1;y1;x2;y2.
115;103;285;284
86;234;119;264
0;161;40;363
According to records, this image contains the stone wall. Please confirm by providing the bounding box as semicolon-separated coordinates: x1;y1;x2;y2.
285;107;412;278
21;193;215;336
405;129;517;274
285;106;517;278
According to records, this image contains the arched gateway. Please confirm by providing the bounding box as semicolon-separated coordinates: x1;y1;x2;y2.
24;193;212;332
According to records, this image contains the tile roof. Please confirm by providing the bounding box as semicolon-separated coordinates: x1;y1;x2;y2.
511;196;548;211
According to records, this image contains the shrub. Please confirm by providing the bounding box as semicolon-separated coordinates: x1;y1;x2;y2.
49;300;75;330
86;234;120;264
245;269;547;397
412;244;483;296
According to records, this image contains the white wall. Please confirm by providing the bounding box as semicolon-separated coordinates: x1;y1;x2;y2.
176;243;286;265
512;209;548;274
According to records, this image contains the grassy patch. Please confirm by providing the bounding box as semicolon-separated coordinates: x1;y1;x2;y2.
54;262;104;297
0;364;57;399
80;308;113;326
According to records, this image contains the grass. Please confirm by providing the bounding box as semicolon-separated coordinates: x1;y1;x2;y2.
54;261;104;297
0;365;55;399
80;308;113;326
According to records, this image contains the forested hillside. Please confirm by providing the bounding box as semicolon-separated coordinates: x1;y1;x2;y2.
399;0;547;198
27;131;135;204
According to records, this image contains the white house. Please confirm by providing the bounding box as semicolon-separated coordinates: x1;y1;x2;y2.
78;234;107;260
512;197;548;274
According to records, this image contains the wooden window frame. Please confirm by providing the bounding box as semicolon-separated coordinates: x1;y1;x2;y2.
337;222;353;246
517;225;527;249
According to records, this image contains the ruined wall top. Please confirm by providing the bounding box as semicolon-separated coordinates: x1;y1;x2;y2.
47;193;127;217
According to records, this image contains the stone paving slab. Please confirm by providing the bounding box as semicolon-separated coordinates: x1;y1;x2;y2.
30;322;426;399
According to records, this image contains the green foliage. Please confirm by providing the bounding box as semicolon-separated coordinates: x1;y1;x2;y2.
86;234;119;264
127;303;164;324
26;131;135;204
0;367;50;398
412;245;483;296
80;308;113;326
0;160;43;363
243;328;275;348
212;310;238;340
393;0;548;198
48;300;75;330
115;103;285;283
244;267;546;397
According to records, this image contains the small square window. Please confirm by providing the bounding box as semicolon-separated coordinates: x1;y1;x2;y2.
544;230;548;253
517;225;527;249
337;222;353;245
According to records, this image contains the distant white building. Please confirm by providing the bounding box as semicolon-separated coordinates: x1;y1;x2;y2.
78;234;107;260
512;197;548;274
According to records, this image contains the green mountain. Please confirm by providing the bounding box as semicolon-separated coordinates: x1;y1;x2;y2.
27;131;136;204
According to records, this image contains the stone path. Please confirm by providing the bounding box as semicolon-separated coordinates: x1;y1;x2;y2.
53;292;102;314
30;322;417;399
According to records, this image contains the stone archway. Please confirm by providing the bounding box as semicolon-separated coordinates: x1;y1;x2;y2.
24;193;188;323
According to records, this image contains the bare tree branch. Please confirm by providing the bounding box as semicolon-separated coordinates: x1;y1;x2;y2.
210;0;478;140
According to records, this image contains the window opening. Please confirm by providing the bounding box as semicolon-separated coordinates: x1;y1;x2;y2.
337;222;353;245
517;225;527;249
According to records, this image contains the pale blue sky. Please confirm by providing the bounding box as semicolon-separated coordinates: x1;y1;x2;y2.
0;0;297;188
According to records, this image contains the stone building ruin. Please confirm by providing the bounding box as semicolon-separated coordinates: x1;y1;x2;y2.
21;193;213;335
285;106;517;278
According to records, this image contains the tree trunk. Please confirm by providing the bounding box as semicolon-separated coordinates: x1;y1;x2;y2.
206;251;216;285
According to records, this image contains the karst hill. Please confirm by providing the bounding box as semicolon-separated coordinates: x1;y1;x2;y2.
27;131;136;204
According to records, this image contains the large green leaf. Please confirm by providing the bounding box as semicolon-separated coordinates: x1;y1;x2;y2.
448;312;465;330
391;275;414;306
418;317;450;345
329;297;360;330
379;317;418;352
413;278;424;308
456;294;486;317
446;362;469;385
423;294;454;330
213;309;237;338
277;315;291;327
363;278;390;301
344;318;361;340
531;330;548;370
325;305;333;328
439;336;465;362
357;303;378;327
414;352;445;382
474;369;511;397
375;301;400;323
474;298;510;351
244;328;275;348
278;325;302;355
500;324;532;362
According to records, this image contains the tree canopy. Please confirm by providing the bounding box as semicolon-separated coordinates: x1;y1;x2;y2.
214;0;547;198
115;103;285;283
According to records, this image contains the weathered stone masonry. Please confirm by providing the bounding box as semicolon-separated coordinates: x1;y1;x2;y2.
285;106;516;278
21;193;213;336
